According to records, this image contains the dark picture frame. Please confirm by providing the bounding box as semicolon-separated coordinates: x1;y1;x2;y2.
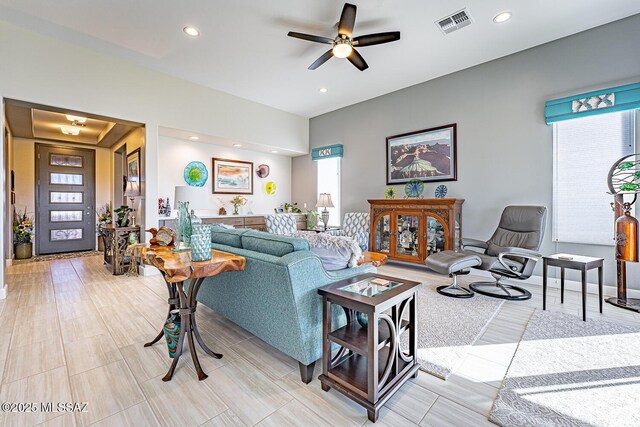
126;148;141;183
212;157;254;194
386;123;457;185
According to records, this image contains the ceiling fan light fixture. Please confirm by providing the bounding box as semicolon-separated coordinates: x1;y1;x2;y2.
332;41;353;58
61;125;80;136
493;12;512;23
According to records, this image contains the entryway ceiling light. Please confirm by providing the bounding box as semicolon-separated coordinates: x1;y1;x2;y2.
66;114;87;123
61;125;80;136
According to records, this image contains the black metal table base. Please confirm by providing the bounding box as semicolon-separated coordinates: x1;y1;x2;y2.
469;281;532;301
144;276;222;381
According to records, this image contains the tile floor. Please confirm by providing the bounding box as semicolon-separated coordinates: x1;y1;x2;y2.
0;256;638;426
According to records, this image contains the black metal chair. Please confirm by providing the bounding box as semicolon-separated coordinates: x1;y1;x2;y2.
463;206;547;301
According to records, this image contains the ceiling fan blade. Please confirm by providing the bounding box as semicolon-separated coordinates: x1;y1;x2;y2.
308;49;334;70
347;48;368;71
353;31;400;47
338;3;357;38
287;32;333;44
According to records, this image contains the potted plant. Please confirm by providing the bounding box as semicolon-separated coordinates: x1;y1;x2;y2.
96;203;112;251
229;195;247;215
13;207;33;260
114;205;133;227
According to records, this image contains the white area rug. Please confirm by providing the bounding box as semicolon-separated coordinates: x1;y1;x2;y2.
490;310;640;427
403;279;504;379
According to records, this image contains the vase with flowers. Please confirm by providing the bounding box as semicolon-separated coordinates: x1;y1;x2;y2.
96;203;113;251
230;195;247;215
13;207;34;259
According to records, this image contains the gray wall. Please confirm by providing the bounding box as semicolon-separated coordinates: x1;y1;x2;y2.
292;14;640;289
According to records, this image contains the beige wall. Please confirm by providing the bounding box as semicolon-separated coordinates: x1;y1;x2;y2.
12;138;112;250
111;128;145;234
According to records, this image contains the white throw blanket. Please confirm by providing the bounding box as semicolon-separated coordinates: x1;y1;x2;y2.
291;232;362;270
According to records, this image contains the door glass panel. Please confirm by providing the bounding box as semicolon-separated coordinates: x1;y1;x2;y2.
374;214;391;253
50;173;83;185
50;210;83;222
426;216;446;256
396;215;420;257
50;192;83;204
50;154;83;167
50;229;83;241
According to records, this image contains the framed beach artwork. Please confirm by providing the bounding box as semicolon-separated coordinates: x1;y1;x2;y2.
386;123;457;185
212;158;254;194
126;148;141;183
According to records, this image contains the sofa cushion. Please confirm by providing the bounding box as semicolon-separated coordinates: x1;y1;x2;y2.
211;225;250;248
241;229;310;257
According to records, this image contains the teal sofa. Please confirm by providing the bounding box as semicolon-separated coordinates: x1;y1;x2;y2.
196;227;376;382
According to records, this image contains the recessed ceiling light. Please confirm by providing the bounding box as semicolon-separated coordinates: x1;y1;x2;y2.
233;143;242;147
65;114;87;123
319;87;328;93
188;135;199;140
493;12;512;23
61;125;80;136
183;26;200;37
271;150;278;154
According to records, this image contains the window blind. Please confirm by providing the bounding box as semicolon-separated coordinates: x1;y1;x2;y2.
553;110;635;245
317;157;341;226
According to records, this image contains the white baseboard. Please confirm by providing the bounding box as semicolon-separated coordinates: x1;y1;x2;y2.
0;284;7;300
4;259;11;268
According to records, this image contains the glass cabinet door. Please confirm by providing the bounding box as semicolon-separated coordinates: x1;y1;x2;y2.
425;216;446;256
374;214;391;253
395;214;421;259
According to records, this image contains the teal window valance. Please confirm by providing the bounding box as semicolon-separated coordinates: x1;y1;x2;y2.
545;82;640;124
312;144;343;160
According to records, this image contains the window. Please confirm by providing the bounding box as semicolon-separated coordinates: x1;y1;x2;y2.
317;157;341;226
553;110;636;245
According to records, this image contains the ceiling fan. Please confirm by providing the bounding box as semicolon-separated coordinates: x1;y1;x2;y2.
287;3;400;71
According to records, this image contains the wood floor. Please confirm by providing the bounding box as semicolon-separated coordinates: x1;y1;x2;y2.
1;256;638;426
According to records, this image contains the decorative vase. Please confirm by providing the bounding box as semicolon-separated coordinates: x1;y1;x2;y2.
233;204;240;215
14;242;32;260
356;312;368;328
97;234;105;251
616;202;638;262
190;233;212;261
177;201;192;244
163;311;181;358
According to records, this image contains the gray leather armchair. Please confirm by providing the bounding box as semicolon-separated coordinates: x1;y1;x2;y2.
463;206;547;300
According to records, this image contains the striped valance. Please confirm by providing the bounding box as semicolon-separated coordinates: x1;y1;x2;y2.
545;82;640;124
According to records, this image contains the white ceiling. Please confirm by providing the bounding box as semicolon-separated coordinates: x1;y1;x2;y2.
1;1;639;118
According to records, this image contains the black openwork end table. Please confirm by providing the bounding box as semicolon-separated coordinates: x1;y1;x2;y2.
318;274;421;422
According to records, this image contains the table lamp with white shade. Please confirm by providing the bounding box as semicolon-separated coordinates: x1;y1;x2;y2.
316;193;334;231
174;186;208;214
124;180;140;226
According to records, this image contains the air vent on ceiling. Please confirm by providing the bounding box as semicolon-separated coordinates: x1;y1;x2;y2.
436;8;473;35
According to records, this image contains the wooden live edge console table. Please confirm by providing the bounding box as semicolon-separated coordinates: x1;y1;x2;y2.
318;273;421;422
368;199;464;265
141;245;246;381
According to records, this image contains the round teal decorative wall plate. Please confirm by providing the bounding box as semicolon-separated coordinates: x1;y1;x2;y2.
184;161;208;187
404;179;424;198
435;185;448;198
